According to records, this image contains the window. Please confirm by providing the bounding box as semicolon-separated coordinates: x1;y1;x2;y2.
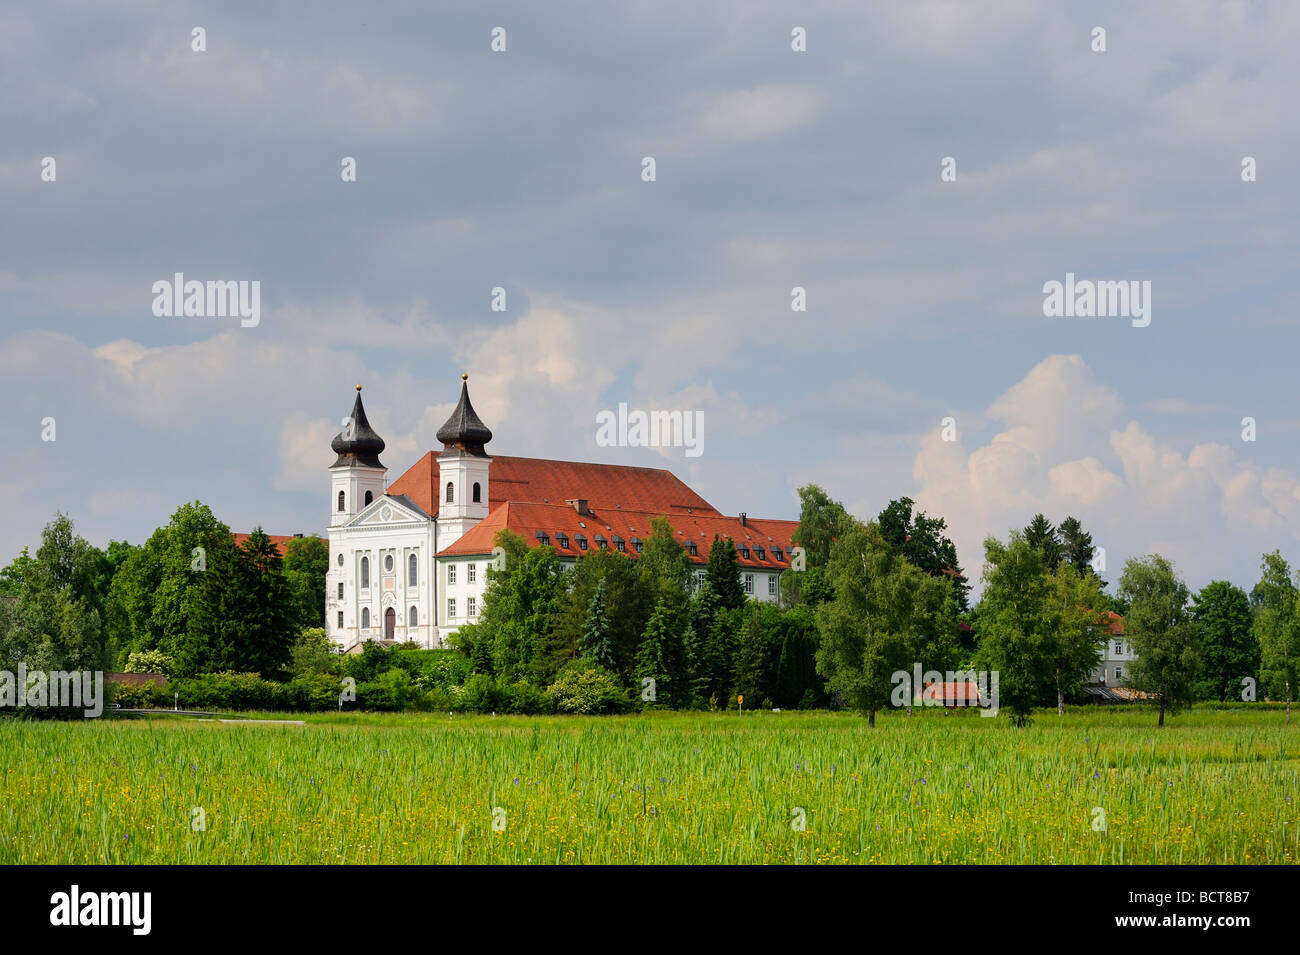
631;537;642;553
467;596;477;617
575;534;587;551
408;553;418;586
594;535;607;550
768;575;777;596
468;563;477;584
1114;641;1123;655
337;553;344;566
338;582;344;599
448;564;457;585
686;541;697;557
337;611;343;629
361;607;370;629
773;547;784;562
409;606;417;628
740;546;750;560
364;490;373;506
1115;666;1123;680
384;554;394;573
756;546;766;560
448;598;456;619
613;536;624;552
338;491;345;512
744;573;754;594
472;482;481;503
360;556;370;589
445;482;454;504
557;533;569;548
536;531;551;546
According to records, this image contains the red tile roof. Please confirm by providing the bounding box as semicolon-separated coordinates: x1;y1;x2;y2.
920;681;983;703
438;500;797;568
388;453;719;518
232;533;316;556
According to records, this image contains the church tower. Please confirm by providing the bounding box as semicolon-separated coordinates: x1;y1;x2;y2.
330;385;388;527
435;374;492;546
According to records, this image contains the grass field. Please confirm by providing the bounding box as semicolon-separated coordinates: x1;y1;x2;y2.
2;707;1296;864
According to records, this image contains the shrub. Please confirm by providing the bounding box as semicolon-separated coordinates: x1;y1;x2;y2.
110;680;168;709
123;650;175;677
356;668;413;711
387;649;471;690
170;672;287;711
547;664;631;715
284;672;345;710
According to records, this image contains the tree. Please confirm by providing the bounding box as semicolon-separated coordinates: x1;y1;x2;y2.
106;501;234;665
472;530;567;685
1022;514;1062;571
1057;517;1095;577
878;497;970;612
1191;580;1257;702
637;517;692;616
283;535;329;632
1253;551;1300;724
815;520;957;727
705;535;746;612
551;548;649;680
579;579;619;673
1042;564;1107;714
773;605;822;708
976;533;1054;727
635;599;687;707
0;514;110;676
791;485;850;568
1119;554;1199;727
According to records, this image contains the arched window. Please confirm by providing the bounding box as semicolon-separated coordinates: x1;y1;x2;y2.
445;481;455;504
408;553;418;586
361;607;370;629
364;490;373;506
472;482;481;503
408;606;418;628
337;490;345;511
360;556;370;589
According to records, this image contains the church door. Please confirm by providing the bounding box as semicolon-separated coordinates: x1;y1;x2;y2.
384;607;395;641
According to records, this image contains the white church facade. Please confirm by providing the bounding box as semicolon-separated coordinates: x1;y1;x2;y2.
325;377;797;652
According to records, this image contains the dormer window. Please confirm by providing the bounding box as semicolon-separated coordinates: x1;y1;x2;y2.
612;535;625;552
773;547;784;562
594;534;607;550
740;546;750;560
631;537;642;553
557;533;569;549
686;540;697;557
536;531;550;546
575;534;588;551
755;546;765;560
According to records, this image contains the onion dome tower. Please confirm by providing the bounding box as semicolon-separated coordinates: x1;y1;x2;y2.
329;384;388;526
435;374;492;546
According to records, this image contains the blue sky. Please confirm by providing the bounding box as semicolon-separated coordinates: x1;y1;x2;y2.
2;0;1297;596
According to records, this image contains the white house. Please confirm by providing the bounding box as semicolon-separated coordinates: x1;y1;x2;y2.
324;377;796;651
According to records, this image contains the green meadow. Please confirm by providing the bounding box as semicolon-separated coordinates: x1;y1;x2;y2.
2;707;1295;864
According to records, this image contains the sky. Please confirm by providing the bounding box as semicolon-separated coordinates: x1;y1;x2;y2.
1;0;1297;598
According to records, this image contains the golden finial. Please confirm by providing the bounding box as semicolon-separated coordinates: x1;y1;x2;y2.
461;373;468;381
356;383;362;391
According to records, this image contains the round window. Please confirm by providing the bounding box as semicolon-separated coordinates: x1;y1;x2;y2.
384;555;394;572
337;554;344;566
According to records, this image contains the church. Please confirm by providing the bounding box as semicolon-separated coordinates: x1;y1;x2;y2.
326;376;798;652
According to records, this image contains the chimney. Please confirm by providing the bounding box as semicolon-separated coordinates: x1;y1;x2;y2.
566;498;590;516
739;512;747;527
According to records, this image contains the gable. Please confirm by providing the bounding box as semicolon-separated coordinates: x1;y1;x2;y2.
344;493;434;528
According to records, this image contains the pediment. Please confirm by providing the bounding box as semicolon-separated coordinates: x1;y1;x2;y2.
346;494;433;528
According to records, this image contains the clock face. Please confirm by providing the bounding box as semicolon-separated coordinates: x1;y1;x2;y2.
381;505;392;521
